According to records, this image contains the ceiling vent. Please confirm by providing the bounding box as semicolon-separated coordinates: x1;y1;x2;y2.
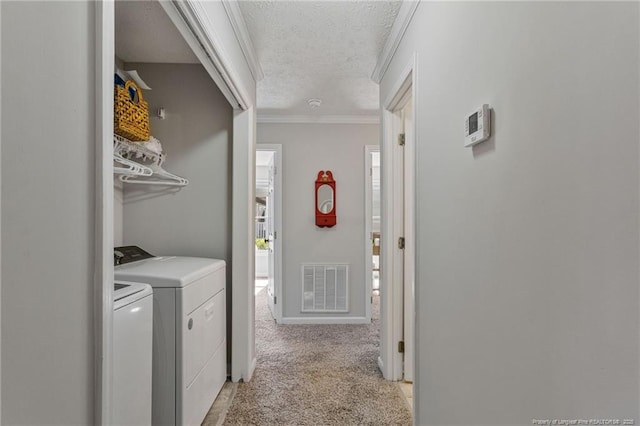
307;98;322;108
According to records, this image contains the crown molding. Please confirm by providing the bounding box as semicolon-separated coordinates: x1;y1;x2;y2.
371;0;420;84
257;115;380;125
221;0;264;82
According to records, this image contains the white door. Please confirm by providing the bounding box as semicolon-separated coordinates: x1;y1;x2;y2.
266;153;277;318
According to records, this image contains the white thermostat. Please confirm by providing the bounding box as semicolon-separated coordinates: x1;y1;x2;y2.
464;104;491;147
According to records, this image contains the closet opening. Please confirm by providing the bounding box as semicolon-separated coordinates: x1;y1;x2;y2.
98;1;243;424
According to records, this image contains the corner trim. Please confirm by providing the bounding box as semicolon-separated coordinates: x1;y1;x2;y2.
370;1;420;84
221;0;264;82
95;1;115;424
280;316;370;325
230;108;256;383
257;115;380;125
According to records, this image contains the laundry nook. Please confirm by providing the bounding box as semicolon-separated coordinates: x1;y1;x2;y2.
109;1;234;423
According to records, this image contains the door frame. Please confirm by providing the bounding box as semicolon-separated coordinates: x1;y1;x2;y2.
256;144;283;323
401;90;415;383
95;2;115;423
364;145;380;322
160;0;257;384
380;53;417;389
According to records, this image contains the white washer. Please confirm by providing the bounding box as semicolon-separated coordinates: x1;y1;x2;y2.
114;246;226;426
113;281;153;426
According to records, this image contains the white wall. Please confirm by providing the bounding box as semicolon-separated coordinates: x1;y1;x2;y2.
381;2;639;424
1;1;96;424
258;123;379;321
256;165;269;186
372;153;380;233
198;1;257;104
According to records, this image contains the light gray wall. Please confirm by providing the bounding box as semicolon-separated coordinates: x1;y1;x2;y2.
121;63;233;362
122;63;232;261
258;123;379;320
381;2;640;425
1;1;96;424
114;179;124;246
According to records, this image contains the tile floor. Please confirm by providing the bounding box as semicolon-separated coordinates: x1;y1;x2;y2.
201;382;237;426
398;382;414;412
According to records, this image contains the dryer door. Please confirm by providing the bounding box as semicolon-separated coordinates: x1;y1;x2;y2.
176;268;227;426
183;289;225;387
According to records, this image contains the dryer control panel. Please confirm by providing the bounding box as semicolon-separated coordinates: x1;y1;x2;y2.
115;245;155;266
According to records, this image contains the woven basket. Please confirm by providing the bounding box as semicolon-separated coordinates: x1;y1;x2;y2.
114;80;150;142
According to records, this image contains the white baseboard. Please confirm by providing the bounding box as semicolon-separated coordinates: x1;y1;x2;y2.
280;316;369;325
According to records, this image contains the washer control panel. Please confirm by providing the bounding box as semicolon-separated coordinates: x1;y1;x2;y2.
114;245;155;266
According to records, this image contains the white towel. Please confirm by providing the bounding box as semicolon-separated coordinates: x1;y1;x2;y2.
142;136;163;155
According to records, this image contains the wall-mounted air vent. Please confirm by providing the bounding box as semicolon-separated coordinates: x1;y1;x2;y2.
301;264;349;313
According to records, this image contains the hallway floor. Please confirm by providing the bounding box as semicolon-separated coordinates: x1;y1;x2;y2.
204;288;411;425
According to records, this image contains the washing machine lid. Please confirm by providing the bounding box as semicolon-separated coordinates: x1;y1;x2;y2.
114;281;153;310
115;256;225;288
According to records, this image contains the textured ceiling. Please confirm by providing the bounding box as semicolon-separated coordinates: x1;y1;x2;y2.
115;0;199;64
238;1;402;118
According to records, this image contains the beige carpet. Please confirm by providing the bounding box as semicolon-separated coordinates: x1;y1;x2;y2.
222;289;412;426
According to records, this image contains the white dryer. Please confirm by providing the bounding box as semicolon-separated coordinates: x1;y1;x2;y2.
114;246;226;426
113;281;153;426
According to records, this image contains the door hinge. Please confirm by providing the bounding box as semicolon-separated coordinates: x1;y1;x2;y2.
398;341;405;353
274;231;277;239
398;237;405;250
371;295;373;304
398;133;405;146
274;296;277;304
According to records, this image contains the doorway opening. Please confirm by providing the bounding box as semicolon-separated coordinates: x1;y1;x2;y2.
365;145;381;306
365;144;383;390
255;145;282;323
380;54;417;415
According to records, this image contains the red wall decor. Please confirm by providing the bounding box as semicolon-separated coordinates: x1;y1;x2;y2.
315;170;336;227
